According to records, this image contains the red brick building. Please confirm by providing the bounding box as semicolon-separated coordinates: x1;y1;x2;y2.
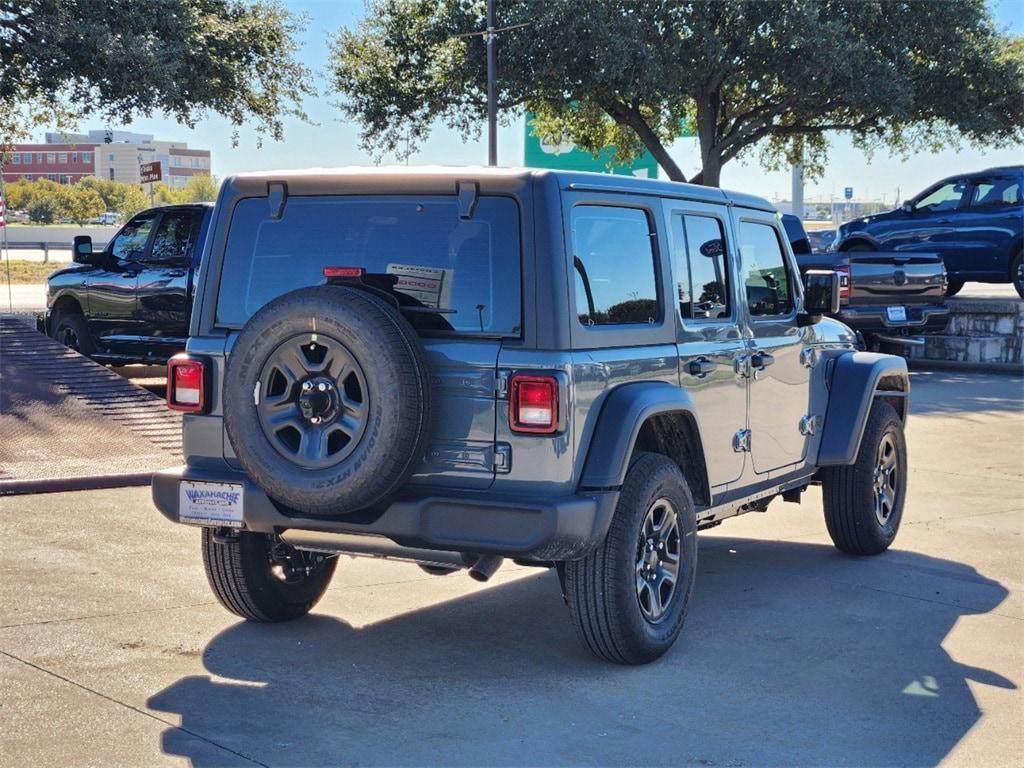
3;144;98;185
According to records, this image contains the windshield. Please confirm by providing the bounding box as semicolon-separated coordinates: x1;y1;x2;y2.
216;195;522;335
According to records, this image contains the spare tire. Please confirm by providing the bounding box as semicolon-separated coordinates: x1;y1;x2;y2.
223;285;431;516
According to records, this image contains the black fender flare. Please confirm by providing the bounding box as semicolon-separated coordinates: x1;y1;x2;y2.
817;351;909;466
580;381;706;490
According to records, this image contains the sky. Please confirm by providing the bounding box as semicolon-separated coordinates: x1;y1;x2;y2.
72;0;1024;204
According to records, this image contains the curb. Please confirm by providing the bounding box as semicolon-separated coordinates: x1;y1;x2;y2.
0;472;155;497
907;358;1024;375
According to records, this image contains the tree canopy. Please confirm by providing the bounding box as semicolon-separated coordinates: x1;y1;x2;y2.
329;0;1024;186
0;0;312;152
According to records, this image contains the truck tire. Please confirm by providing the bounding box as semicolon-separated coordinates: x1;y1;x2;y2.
223;285;431;516
201;528;337;622
565;453;698;664
822;401;907;555
51;309;96;357
945;280;964;297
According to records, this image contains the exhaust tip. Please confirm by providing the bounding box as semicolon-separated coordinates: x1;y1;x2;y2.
467;554;503;582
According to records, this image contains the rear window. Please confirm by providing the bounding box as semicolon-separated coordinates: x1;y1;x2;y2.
216;195;522;335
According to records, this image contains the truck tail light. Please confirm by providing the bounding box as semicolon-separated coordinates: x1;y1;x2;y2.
167;355;206;413
835;265;851;300
509;374;559;434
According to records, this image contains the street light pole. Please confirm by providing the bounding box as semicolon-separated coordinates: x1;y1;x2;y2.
486;0;497;166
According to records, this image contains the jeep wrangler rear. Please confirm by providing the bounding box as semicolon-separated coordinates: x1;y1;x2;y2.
152;168;909;664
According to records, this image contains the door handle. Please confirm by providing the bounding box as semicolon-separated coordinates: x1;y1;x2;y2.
751;352;775;370
686;358;718;377
165;270;186;277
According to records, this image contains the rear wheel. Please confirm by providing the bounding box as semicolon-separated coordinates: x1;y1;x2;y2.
821;402;907;555
51;309;95;357
201;529;337;622
565;453;698;664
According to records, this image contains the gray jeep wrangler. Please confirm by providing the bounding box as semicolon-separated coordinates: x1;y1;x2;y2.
152;168;909;664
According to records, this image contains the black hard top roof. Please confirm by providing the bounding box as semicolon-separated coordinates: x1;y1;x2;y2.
225;165;777;212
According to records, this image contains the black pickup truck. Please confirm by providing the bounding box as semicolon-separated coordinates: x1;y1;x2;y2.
781;214;948;350
43;204;213;364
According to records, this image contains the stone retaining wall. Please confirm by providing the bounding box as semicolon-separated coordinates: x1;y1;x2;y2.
908;298;1023;369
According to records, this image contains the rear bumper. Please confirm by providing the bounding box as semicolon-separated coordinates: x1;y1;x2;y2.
836;304;949;336
151;464;619;562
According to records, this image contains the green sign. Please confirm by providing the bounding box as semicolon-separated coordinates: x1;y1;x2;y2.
523;114;660;178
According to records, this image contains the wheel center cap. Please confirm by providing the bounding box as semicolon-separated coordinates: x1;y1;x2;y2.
298;377;340;424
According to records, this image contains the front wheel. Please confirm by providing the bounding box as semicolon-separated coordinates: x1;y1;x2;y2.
565;453;698;664
201;529;337;621
821;402;907;555
945;280;964;297
51;310;96;357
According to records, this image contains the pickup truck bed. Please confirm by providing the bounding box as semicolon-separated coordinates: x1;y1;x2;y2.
783;215;948;347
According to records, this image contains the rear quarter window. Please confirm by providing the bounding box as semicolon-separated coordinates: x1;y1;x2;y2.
216;195;522;335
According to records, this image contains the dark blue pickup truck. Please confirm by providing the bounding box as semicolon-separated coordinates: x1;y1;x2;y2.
44;204;213;364
832;166;1023;297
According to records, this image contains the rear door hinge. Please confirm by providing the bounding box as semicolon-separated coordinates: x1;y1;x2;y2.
495;370;510;398
493;443;512;473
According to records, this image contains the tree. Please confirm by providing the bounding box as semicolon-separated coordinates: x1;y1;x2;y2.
27;196;57;224
180;173;220;203
154;183;188;206
329;0;1024;186
57;184;105;225
0;0;312;153
77;177;148;220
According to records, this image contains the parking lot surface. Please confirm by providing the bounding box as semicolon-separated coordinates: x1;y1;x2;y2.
1;370;1021;767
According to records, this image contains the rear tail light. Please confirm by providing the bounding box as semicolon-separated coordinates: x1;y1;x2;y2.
167;355;206;413
835;265;851;300
323;266;365;279
509;374;559;434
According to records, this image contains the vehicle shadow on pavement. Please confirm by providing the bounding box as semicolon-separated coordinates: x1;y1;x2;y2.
147;539;1014;767
908;370;1024;416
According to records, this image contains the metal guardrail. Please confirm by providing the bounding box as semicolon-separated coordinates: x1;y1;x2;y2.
3;241;109;262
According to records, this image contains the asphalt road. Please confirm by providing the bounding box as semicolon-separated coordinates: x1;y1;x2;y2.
1;370;1021;767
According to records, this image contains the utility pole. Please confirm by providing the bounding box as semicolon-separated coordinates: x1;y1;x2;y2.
456;2;532;166
486;0;497;166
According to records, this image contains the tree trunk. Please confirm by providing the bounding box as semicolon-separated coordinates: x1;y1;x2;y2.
621;110;688;182
692;90;723;187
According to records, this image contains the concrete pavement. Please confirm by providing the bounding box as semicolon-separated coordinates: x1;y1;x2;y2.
1;370;1022;766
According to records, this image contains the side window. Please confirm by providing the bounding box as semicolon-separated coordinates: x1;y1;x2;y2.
671;214;730;321
739;221;793;317
914;181;967;213
109;213;155;262
148;212;198;264
970;179;1022;209
571;206;659;326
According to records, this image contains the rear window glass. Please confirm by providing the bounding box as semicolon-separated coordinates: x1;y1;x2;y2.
216;195;522;335
571;205;660;326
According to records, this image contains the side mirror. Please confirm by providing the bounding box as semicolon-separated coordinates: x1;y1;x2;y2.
799;269;840;325
72;235;106;267
901;201;914;214
72;235;94;264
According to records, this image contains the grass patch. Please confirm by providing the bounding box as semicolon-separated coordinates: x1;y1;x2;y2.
1;260;72;284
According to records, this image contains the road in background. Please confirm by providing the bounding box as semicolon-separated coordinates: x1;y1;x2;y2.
1;370;1021;766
